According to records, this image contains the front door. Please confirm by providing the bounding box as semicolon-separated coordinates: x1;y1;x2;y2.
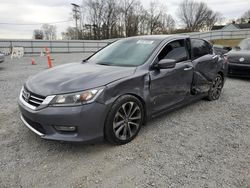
149;39;193;113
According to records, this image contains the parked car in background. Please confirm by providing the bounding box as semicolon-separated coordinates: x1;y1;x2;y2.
213;44;231;56
18;35;227;145
227;38;250;77
0;52;4;63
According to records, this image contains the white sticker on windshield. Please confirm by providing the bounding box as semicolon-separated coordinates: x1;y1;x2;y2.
137;40;154;44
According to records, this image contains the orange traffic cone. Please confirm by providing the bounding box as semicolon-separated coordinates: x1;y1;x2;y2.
45;47;52;68
31;58;36;65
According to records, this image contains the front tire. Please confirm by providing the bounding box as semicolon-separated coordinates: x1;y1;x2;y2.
206;74;223;101
104;95;144;145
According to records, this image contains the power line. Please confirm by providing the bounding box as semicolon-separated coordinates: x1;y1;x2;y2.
0;20;73;25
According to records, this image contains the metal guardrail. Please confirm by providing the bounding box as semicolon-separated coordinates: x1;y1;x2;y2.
187;28;250;40
0;29;250;54
0;39;113;54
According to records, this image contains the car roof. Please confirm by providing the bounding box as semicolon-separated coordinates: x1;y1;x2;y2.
126;34;189;42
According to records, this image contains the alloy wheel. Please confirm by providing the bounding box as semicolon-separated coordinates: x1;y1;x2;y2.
210;75;223;100
113;102;142;141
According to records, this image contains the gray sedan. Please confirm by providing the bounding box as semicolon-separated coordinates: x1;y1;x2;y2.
18;35;227;145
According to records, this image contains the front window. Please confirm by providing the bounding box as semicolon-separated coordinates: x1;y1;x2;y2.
87;38;161;67
157;39;188;63
238;39;250;50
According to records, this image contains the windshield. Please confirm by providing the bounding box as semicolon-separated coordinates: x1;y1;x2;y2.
88;38;161;67
238;39;250;50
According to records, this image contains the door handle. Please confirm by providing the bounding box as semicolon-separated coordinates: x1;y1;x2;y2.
184;66;193;71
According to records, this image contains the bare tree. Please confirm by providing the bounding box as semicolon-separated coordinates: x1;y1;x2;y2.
63;0;176;39
61;27;78;40
137;8;149;35
239;10;250;23
147;1;175;34
125;1;144;37
160;13;175;34
177;0;221;31
41;24;57;40
120;0;137;37
102;0;119;38
85;0;106;39
33;29;44;40
148;1;162;34
242;10;250;19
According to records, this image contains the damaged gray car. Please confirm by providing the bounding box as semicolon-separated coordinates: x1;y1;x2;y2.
18;35;227;145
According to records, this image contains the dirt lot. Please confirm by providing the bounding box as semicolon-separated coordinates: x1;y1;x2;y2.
210;39;243;48
0;54;249;188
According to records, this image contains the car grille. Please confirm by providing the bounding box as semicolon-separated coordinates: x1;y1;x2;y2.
22;88;46;108
229;66;250;76
228;56;250;64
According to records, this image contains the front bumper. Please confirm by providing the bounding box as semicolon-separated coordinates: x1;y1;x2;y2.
18;99;109;142
228;63;250;77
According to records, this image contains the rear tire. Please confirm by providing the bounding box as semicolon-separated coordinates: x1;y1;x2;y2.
206;74;223;101
104;95;144;145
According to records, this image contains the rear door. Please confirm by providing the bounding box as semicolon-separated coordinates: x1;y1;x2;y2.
190;38;219;93
149;39;193;112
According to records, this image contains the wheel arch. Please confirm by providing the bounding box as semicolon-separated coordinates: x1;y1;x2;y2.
126;93;147;121
217;71;225;85
103;93;147;144
105;93;148;127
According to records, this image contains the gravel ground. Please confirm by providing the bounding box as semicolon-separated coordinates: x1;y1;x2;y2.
0;54;249;188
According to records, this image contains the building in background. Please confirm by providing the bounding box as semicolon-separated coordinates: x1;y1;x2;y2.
212;22;250;30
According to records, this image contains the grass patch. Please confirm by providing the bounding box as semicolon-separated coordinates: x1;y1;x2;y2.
210;39;243;47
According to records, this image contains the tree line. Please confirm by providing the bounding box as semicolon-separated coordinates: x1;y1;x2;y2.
62;0;175;40
33;24;57;40
33;0;250;40
61;0;223;40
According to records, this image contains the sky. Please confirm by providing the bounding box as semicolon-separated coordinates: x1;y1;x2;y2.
0;0;249;39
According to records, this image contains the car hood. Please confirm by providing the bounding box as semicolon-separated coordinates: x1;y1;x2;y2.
227;50;250;64
26;62;136;96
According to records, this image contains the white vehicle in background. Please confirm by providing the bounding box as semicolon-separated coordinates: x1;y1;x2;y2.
0;52;4;63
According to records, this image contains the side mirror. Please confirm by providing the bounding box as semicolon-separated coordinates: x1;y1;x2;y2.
156;59;176;69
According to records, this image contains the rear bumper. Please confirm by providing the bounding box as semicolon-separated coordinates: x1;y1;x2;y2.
18;99;109;143
228;63;250;77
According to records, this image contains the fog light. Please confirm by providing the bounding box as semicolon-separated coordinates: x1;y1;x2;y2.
54;126;76;132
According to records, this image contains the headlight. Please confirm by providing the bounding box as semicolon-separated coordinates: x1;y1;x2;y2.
49;88;104;106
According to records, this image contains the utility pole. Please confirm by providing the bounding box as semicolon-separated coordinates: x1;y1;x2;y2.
71;3;81;39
